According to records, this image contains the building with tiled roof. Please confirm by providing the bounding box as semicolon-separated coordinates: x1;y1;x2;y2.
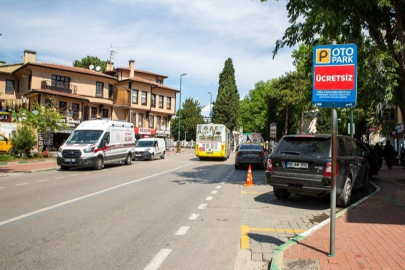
0;50;179;150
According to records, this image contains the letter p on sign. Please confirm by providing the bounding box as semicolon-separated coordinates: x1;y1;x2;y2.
316;49;330;64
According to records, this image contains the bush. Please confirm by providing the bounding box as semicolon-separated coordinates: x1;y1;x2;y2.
0;154;15;162
10;125;37;157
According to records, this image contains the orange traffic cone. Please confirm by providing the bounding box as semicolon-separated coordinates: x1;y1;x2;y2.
244;164;255;186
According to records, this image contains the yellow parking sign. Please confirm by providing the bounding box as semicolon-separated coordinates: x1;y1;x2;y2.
315;49;331;64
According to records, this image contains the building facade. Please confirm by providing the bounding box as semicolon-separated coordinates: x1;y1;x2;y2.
0;50;178;150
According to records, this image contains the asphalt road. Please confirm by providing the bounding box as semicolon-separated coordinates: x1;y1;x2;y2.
0;151;356;270
0;151;243;270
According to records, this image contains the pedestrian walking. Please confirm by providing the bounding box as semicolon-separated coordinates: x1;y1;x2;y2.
383;140;395;169
374;142;384;169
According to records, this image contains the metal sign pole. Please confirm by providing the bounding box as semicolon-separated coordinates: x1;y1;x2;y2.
330;107;337;257
329;39;337;257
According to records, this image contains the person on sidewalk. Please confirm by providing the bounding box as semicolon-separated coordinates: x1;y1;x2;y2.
383;140;395;169
374;142;384;169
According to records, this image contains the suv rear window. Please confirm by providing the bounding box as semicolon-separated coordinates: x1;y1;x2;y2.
274;137;331;157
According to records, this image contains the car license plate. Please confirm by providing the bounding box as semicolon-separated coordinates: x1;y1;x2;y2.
64;158;75;163
286;162;308;168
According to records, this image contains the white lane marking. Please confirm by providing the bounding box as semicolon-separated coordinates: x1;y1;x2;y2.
216;186;222;189
55;177;64;179
38;179;49;182
144;249;172;270
15;183;28;186
189;213;200;220
221;182;225;184
198;204;207;209
205;196;213;201
211;190;218;194
0;164;192;227
70;174;78;177
0;187;5;189
175;226;189;236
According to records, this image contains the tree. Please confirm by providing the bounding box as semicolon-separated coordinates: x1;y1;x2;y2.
10;125;37;157
212;58;240;131
238;81;269;135
73;56;106;72
170;98;204;141
13;100;67;134
264;0;404;122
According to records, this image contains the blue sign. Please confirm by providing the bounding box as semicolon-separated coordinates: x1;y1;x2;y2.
312;44;358;108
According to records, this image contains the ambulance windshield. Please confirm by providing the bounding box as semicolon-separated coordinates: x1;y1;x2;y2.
66;130;103;144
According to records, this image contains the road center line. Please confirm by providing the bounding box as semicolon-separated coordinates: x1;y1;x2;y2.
0;187;5;189
144;249;172;270
198;204;207;209
216;186;222;189
55;177;64;179
15;183;28;186
189;213;200;220
211;190;218;194
175;226;189;235
38;179;49;182
0;164;192;228
205;196;213;201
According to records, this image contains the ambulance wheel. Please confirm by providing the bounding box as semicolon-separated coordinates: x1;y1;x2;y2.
125;153;132;165
94;156;104;170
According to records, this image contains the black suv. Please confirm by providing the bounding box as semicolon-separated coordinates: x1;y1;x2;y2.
265;135;369;207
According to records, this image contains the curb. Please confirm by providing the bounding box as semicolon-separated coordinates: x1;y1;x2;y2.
270;182;381;270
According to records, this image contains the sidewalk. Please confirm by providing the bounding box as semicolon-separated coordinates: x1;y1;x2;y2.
272;165;405;270
0;148;188;175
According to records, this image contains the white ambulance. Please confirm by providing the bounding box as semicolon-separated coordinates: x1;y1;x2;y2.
57;120;135;170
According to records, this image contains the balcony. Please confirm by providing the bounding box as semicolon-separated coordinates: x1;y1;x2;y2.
41;81;77;94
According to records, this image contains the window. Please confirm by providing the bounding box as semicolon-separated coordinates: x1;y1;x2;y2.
149;114;154;128
72;103;80;119
96;82;104;97
131;111;136;125
108;84;113;99
91;107;97;119
45;98;53;108
59;101;67;113
156;79;162;84
156;116;161;128
132;90;139;104
141;91;147;105
166;97;171;110
159;95;164;109
51;75;70;89
102;109;109;118
151;94;156;107
5;80;15;94
163;117;167;128
138;113;144;127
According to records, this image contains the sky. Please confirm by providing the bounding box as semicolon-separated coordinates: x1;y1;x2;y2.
0;0;296;116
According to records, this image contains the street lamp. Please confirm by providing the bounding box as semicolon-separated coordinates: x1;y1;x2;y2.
177;73;187;153
208;91;212;123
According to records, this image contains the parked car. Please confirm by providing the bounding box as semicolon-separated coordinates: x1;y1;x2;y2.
265;134;369;207
355;141;379;177
0;134;14;154
235;143;266;169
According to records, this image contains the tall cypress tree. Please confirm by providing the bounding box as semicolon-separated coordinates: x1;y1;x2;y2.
212;58;240;131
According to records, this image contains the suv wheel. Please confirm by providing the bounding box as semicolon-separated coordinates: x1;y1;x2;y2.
338;177;353;207
273;187;290;199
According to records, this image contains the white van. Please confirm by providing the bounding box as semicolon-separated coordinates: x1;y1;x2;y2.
134;138;166;160
57;120;135;170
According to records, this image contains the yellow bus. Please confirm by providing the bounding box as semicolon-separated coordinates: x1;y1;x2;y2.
195;124;231;160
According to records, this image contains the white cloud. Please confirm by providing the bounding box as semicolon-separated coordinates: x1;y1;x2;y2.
0;0;295;106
